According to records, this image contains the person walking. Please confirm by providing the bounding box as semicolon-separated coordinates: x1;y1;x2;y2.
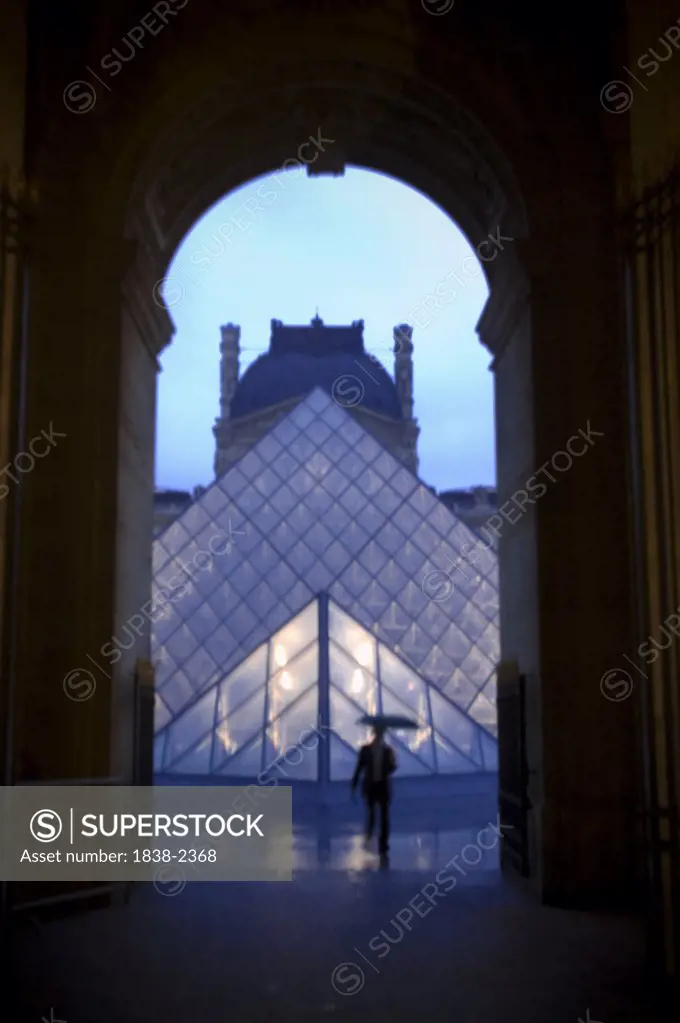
351;724;397;857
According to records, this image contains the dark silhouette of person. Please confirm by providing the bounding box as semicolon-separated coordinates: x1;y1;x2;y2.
351;725;397;856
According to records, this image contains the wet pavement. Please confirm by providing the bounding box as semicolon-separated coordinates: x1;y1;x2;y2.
12;784;657;1023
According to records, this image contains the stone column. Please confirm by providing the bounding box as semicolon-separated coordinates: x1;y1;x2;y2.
219;323;241;419
480;225;638;909
214;324;240;477
393;323;414;420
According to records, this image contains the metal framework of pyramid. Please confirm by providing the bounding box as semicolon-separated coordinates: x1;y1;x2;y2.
152;386;499;778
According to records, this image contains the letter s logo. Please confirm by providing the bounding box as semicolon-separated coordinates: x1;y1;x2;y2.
30;809;63;843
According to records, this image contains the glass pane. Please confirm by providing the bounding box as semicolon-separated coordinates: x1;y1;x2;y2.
359;503;388;535
387;736;432;777
476;622;500;663
268;645;318;723
444;668;482;711
338;450;366;478
361;581;391;618
187;601;221;643
372;449;398;481
321;540;352;576
152;541;172;574
329;603;376;667
372;485;402;517
268;686;319;766
169;734;212;775
180;647;220;693
439;623;473;661
280;585;312;613
289;434;317;463
244;580;278;618
457;602;492;642
321;466;351;499
154;733;166;772
255;432;284;463
433;734;478;774
329;732;361;781
378;601;411;643
307;387;332;413
228;603;260;644
208;578;246;617
248;540;282;576
162;520;192;557
393;504;421;537
217;733;265;777
262;744;318;782
157;669;197;715
397;623;431;667
356;466;386;497
338;562;372;598
379;689;434;768
417;600;451;642
305;485;334;516
341;520;370;555
481;673;496;703
271;601;318;665
389;466;417;499
304;562;335;592
165;624;200;666
164;688;217;768
378;645;428;716
154;694;172;732
218;643;267;711
269;520;298;556
481;731;498;771
329;687;373;750
305;522;333;555
376;521;407;555
285;542;316;576
429;688;482;764
396;578;429;616
252;467;281;498
238;449;265;480
329;642;378;715
408;485;437;519
354;431;381;463
468;691;497;735
202;624;237;668
289;467;315;498
419;645;455;689
214;686;266;765
460;646;495;688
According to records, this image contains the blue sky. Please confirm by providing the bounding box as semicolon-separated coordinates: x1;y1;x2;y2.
156;166;495;494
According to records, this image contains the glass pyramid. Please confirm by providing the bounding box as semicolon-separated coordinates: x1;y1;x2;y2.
152;386;499;777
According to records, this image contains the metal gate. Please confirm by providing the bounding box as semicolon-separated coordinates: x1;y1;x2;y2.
497;661;530;877
622;164;680;982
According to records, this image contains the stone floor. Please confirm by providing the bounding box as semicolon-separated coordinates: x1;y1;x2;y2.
11;783;662;1022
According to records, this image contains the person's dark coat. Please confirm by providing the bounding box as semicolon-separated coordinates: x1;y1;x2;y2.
351;741;397;796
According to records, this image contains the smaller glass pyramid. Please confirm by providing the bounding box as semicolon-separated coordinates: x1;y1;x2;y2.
154;597;497;778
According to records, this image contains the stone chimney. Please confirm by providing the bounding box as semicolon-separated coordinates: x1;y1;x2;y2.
219;323;241;419
393;323;414;420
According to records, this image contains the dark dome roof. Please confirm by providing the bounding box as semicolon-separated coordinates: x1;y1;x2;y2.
231;352;402;419
230;317;403;420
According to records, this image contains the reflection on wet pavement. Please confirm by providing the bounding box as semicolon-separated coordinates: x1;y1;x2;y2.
292;825;500;875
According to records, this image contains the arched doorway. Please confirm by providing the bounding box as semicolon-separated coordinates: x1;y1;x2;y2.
10;3;636;915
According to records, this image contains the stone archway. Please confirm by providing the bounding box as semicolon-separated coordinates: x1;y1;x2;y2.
11;0;636;912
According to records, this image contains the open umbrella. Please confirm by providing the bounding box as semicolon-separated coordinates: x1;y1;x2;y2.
356;713;419;730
